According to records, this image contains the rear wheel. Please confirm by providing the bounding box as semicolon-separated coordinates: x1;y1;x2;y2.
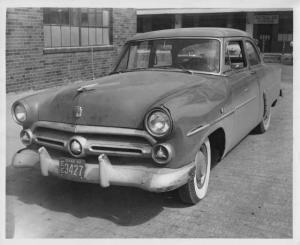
255;106;272;134
178;138;211;204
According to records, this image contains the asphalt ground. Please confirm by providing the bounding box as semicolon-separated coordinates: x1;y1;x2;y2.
5;64;293;238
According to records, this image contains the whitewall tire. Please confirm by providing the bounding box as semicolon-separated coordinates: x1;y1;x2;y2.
255;107;272;134
178;138;211;204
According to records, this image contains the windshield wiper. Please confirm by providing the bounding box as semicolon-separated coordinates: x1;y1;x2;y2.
150;66;193;75
127;67;149;72
109;70;127;75
111;66;194;75
174;64;194;75
110;68;149;75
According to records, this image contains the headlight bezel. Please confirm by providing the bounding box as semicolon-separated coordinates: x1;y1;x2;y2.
144;107;173;138
20;129;33;146
12;102;28;125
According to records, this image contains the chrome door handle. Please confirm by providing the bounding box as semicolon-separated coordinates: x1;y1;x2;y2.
244;88;249;92
250;70;256;75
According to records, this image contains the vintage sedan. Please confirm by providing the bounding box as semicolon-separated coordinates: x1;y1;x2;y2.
11;28;281;204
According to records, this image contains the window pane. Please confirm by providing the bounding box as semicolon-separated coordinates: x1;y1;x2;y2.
96;11;102;27
81;9;89;26
71;27;79;46
81;27;89;46
44;8;60;25
60;8;69;25
70;9;80;26
154;41;172;67
88;9;96;26
177;39;220;72
103;28;109;44
51;26;61;47
245;41;260;66
127;41;151;69
44;25;51;47
89;28;96;45
103;10;109;27
61;26;70;46
227;41;246;69
96;28;103;45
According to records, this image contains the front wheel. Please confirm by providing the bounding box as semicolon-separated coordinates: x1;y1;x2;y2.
178;138;211;204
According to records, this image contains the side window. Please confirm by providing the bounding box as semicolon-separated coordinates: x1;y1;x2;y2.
245;41;260;66
127;41;151;69
153;41;173;67
225;41;246;69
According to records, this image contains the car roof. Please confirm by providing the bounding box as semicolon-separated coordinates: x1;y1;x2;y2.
130;27;251;41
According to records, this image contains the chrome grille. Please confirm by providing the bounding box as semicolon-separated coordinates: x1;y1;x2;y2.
90;146;144;155
31;121;155;158
36;137;65;148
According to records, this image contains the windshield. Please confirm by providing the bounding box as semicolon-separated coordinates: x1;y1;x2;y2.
114;38;221;74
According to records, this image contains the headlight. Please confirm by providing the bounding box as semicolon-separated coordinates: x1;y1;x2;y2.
145;108;172;138
12;103;27;124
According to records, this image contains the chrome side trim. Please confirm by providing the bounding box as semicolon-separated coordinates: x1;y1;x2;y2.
187;110;234;137
186;124;210;137
210;109;235;125
186;96;256;137
235;96;257;111
31;121;157;145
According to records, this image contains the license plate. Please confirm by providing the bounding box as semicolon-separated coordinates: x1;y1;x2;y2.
59;158;86;180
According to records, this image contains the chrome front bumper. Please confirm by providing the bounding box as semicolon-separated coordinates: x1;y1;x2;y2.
11;147;195;192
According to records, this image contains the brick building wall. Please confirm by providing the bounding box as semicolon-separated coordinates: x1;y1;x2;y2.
6;8;136;92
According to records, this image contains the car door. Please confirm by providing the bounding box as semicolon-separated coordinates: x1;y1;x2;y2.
244;39;266;121
225;39;260;145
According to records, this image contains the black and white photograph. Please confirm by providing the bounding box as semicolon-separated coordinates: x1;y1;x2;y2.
1;0;298;242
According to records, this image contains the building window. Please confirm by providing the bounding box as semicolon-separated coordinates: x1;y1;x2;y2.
43;8;112;48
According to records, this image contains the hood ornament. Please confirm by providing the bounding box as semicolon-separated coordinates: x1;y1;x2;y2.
73;106;83;119
77;83;97;92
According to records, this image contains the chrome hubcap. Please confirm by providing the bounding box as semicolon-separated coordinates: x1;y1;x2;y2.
263;109;271;128
195;145;208;189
